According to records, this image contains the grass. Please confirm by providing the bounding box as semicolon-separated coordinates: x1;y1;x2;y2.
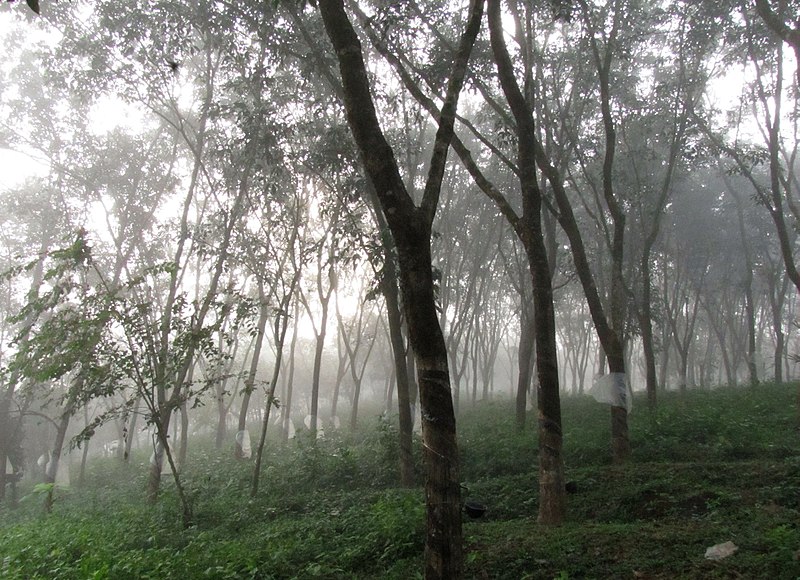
1;383;799;578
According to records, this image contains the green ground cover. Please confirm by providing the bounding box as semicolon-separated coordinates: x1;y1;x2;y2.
1;383;799;579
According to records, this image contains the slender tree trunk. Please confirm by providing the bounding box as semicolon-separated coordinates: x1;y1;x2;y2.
727;180;760;386
149;410;193;527
281;300;300;442
744;284;759;385
330;352;345;421
772;272;789;383
365;184;414;484
385;371;394;412
178;400;189;468
638;252;658;409
44;408;72;514
470;337;479;405
0;385;18;503
386;282;415;486
0;237;50;502
349;378;362;431
309;314;328;438
252;273;299;496
236;295;269;458
516;306;535;429
79;407;90;486
251;297;294;497
146;407;171;504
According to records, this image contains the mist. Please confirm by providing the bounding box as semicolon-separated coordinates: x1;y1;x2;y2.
1;0;799;577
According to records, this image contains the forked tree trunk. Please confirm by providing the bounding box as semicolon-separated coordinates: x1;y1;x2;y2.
146;407;170;504
319;1;484;575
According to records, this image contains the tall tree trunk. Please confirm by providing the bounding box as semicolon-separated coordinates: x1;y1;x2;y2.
215;388;227;450
178;400;189;468
319;1;484;574
309;317;328;438
579;0;631;463
384;263;413;488
0;384;20;503
251;272;299;496
147;406;193;527
251;302;293;496
728;178;760;386
398;236;463;577
638;253;659;409
770;274;788;383
487;0;565;523
527;238;564;523
79;406;90;486
146;407;171;504
744;282;759;385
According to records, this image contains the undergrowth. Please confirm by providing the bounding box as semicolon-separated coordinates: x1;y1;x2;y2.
1;383;799;579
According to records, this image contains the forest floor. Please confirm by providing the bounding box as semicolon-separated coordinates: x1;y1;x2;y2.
1;383;799;579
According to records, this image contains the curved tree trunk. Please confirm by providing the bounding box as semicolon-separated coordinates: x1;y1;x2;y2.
44;405;73;514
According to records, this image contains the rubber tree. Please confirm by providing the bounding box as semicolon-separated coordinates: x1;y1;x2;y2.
318;1;484;576
486;0;566;523
345;0;569;520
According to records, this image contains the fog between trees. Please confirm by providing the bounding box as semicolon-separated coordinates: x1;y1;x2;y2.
1;0;799;576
